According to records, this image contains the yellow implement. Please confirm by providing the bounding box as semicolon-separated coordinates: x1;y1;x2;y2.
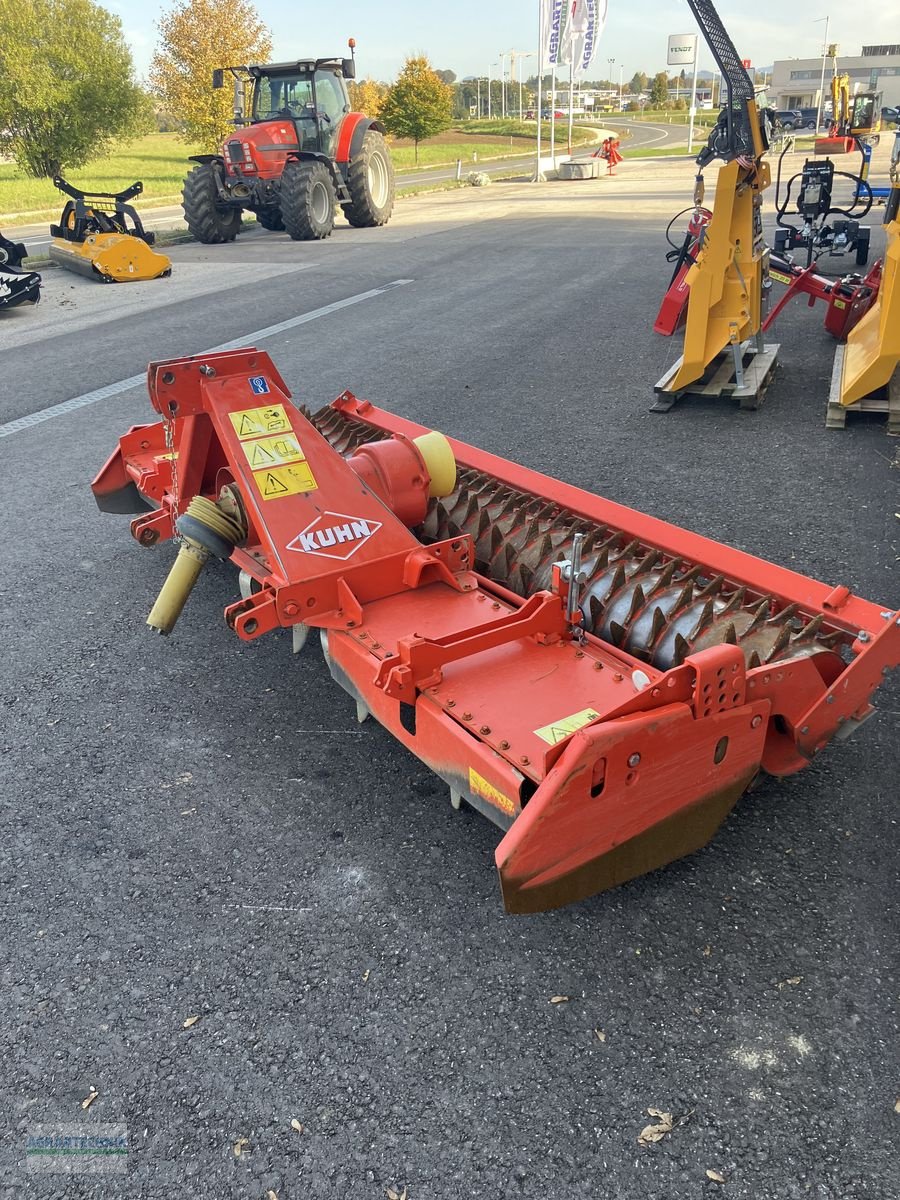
48;177;171;284
665;156;771;392
840;144;900;406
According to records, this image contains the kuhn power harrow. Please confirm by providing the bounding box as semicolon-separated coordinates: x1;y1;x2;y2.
93;349;900;912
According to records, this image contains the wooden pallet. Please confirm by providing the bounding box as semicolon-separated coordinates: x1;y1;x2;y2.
652;341;780;412
826;344;900;433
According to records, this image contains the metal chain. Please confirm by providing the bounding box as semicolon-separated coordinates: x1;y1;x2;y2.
164;409;180;529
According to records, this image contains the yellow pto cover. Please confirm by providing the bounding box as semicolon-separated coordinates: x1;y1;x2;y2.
48;177;172;284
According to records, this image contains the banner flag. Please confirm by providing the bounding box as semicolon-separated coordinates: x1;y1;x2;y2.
568;0;608;80
540;0;569;70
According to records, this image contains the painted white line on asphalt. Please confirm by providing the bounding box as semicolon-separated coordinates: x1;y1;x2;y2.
0;278;413;439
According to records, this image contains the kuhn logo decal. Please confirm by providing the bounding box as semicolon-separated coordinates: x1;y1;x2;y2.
287;512;382;560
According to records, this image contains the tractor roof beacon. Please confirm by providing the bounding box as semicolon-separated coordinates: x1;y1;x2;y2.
181;39;395;245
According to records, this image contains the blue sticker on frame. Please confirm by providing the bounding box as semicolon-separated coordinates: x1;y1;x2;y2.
249;375;270;395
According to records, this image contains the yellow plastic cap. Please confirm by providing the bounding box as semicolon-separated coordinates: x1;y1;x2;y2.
413;431;457;498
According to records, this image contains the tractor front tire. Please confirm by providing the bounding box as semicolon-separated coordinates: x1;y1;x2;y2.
342;130;395;228
280;161;335;241
182;163;242;244
256;206;285;231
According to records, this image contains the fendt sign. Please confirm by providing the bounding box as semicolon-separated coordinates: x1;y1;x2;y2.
667;34;698;66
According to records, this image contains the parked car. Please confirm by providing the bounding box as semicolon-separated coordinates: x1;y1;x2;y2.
882;105;900;126
796;107;821;130
775;109;803;130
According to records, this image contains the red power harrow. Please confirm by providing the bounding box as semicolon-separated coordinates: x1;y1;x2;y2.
93;349;900;913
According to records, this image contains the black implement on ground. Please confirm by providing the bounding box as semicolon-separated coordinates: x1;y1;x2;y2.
49;178;158;247
0;230;41;311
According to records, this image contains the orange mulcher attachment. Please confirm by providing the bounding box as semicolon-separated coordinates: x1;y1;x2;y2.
92;349;900;913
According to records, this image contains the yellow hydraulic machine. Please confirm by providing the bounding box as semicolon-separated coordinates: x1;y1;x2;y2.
49;177;171;284
653;0;777;409
831;130;900;428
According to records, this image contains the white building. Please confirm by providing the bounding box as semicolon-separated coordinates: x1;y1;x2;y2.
770;44;900;111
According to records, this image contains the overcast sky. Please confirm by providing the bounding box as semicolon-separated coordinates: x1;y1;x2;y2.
114;0;898;84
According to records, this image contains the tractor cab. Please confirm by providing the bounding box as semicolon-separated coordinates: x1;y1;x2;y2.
244;59;355;156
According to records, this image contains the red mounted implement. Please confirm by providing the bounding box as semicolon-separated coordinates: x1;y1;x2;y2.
93;349;900;913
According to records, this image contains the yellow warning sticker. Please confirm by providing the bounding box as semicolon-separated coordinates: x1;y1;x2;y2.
241;432;306;470
468;768;516;817
833;298;846;310
769;270;791;285
253;462;318;500
229;403;292;441
533;707;601;746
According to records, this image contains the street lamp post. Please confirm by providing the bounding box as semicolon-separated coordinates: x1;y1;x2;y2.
499;52;507;119
618;64;624;110
608;57;615;110
814;15;830;132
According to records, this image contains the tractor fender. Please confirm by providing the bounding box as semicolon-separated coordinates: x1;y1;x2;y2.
335;114;386;166
188;154;224;166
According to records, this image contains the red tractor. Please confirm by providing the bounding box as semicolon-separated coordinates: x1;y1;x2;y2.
182;43;394;243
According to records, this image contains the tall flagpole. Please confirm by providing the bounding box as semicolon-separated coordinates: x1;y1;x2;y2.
550;66;556;166
535;0;544;180
567;58;575;156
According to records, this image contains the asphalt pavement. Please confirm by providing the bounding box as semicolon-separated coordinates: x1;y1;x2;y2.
1;167;898;1199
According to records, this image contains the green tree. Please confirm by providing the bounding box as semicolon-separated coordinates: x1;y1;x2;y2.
0;0;151;178
629;71;648;96
348;78;388;119
150;0;272;150
650;71;669;107
435;69;457;85
379;56;454;163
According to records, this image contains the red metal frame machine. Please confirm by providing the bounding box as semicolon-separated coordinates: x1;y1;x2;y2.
93;349;900;912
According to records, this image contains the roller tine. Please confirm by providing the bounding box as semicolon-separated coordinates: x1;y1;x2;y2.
649;559;679;593
649;606;667;647
606;562;628;600
747;650;762;669
625;585;646;626
697;573;724;599
772;602;799;625
746;599;771;631
689;599;715;639
619;538;640;558
768;623;793;659
537;532;555;563
672;583;695;612
588;595;604;631
818;631;843;648
519;563;535;595
796;612;825;640
723;623;737;644
489;523;504;554
722;586;747;613
608;620;627;646
636;549;661;573
673;633;691;665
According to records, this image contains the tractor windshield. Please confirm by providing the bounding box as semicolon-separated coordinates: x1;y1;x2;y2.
253;73;315;121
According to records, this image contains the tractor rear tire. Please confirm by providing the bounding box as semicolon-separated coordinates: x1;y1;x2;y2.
256;206;285;231
182;163;242;244
342;130;395;228
280;161;335;241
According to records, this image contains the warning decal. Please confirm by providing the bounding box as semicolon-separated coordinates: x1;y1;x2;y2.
769;270;792;285
468;768;516;817
229;403;292;440
253;462;318;500
241;432;306;470
533;707;600;746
